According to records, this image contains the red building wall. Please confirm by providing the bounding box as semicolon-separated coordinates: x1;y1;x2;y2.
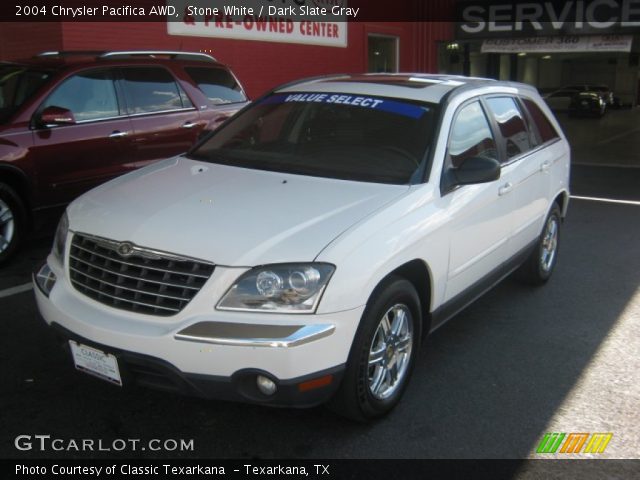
0;21;453;98
0;22;63;60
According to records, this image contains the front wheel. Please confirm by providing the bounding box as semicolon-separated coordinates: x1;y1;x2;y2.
329;276;421;421
0;183;26;264
516;204;562;285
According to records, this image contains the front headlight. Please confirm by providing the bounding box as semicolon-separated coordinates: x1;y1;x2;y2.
52;211;68;264
217;263;335;313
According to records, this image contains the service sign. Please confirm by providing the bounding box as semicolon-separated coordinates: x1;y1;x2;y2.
456;0;640;38
168;0;348;47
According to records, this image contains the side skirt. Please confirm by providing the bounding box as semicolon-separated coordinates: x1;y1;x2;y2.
429;239;537;333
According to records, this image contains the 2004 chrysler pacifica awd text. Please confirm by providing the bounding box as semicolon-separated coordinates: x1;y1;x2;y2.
34;74;570;421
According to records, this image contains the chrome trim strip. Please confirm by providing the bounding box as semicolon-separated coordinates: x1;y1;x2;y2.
74;115;127;124
72;244;210;278
69;266;192;302
72;231;214;268
127;107;197;118
49;109;198;126
174;322;335;348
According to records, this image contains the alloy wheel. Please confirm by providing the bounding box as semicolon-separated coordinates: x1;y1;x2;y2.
0;199;15;254
367;304;414;400
540;215;559;273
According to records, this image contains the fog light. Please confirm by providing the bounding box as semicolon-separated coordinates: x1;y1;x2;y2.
256;375;277;396
34;263;57;297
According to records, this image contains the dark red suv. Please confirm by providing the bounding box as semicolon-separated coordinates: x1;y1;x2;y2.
0;50;248;263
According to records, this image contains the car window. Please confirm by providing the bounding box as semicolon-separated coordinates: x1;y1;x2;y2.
184;67;246;105
0;65;52;123
189;92;436;185
485;97;533;160
448;101;497;168
121;67;193;114
41;69;119;122
521;98;559;144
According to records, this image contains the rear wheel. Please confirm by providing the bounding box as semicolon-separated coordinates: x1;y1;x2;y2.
329;276;421;421
0;183;26;264
516;204;562;285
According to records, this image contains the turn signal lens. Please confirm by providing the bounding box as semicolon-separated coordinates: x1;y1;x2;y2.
34;263;57;297
298;375;333;392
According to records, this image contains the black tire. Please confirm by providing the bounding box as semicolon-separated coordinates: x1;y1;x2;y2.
329;276;421;422
516;204;562;285
0;182;27;265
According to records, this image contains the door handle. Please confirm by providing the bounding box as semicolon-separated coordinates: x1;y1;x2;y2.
182;121;198;129
541;160;551;172
109;131;128;139
498;182;513;196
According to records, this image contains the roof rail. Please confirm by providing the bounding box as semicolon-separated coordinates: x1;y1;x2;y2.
35;50;216;62
36;51;107;57
99;51;216;62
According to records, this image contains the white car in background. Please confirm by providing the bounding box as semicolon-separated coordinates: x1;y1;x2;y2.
34;74;570;421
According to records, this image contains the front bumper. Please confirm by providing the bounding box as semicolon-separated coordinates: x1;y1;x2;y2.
47;322;344;407
34;259;363;407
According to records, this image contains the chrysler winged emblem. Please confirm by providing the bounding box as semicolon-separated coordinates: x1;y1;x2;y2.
117;242;134;257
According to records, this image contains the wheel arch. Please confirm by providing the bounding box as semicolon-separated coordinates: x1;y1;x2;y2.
0;164;33;216
370;259;433;336
553;190;569;218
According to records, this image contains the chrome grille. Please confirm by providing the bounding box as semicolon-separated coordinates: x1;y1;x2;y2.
69;234;214;316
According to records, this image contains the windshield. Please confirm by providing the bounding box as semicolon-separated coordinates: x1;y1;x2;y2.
0;65;52;123
189;92;437;184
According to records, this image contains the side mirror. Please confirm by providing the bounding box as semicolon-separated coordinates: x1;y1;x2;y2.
38;106;76;127
443;157;501;192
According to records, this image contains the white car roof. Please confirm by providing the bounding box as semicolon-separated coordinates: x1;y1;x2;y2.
275;73;536;104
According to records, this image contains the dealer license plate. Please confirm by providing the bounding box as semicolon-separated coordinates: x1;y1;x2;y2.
69;341;122;386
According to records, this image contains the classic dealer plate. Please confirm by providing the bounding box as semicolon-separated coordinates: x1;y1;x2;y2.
69;340;122;386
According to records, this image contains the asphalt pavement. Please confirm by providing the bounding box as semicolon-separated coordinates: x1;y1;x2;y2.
1;110;639;466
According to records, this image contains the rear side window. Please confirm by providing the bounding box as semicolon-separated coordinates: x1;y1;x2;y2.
121;67;193;114
521;98;559;144
42;69;119;122
184;67;246;105
448;101;497;168
485;97;532;160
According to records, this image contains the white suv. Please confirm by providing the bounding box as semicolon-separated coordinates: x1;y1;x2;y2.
34;74;570;421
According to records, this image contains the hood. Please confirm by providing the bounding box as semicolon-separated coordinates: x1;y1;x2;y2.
67;157;409;266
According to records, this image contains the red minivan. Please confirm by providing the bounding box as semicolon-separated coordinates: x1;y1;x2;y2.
0;50;249;263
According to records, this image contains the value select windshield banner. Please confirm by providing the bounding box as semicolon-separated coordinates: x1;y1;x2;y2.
261;93;429;119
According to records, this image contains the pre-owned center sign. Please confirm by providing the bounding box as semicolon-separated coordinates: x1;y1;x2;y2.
168;0;348;47
456;0;640;38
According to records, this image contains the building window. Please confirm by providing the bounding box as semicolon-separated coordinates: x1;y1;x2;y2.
368;35;398;73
